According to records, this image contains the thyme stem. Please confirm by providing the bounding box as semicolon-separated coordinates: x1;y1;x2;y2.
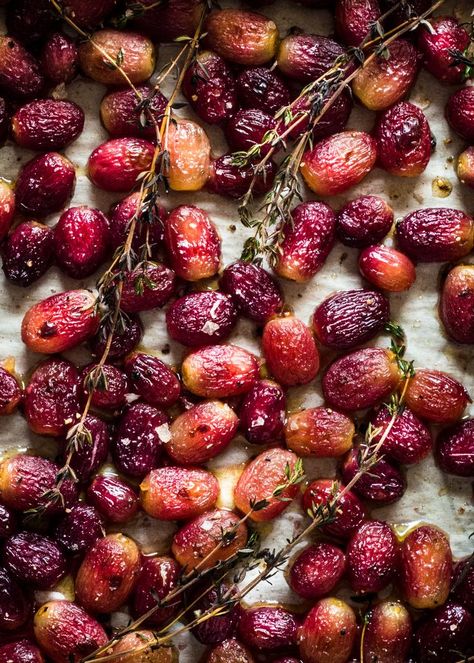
34;1;211;518
48;0;142;96
82;347;412;662
238;0;445;265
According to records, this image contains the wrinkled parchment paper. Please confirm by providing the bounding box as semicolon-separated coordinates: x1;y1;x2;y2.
0;1;473;659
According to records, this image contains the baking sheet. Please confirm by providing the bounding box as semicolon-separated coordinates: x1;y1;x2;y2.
0;0;473;659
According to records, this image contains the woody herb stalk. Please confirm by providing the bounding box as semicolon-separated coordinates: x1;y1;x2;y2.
30;0;212;518
236;0;445;266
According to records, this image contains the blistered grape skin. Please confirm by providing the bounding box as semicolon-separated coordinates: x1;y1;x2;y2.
15;152;76;217
0;366;23;416
298;598;357;663
237;606;298;651
54;504;104;555
262;316;320;386
375;102;432;177
239;379;286;445
225;108;277;155
41;32;79;84
60;414;110;484
140;466;219;521
236;67;290;114
204;9;279;66
166;291;238;347
79;29;155;85
57;0;117;30
208;153;276;199
0;453;78;515
277;33;345;83
274;201;335;282
396;208;474;263
335;0;381;46
2;221;55;287
81;363;127;412
88;137;155;192
182;344;259;398
312;289;390;350
0;36;44;99
112;402;169;479
285;407;354;458
89;314;143;362
12;99;84;151
400;525;453;610
108;191;166;256
21;290;99;355
167;400;239;464
446;86;474;142
414;602;474;663
120;262;176;314
359;245;416;292
288;543;346;600
234;448;300;522
0;568;32;632
220;260;283;323
405;369;470;424
4;532;67;590
167;119;211;191
131;556;181;626
363;601;413;663
33;599;108;663
369;404;433;465
352;38;420;111
164;205;221;281
75;533;141;614
172;508;248;571
87;475;140;524
418;16;471;85
322;348;401;412
302;479;365;539
435;419;474;477
100;85;167;138
440;264;474;344
23;358;81;437
182;50;237;125
346;520;400;593
342;448;407;504
124;352;181;408
301;131;377;197
130;0;203;42
53;206;111;279
336;195;394;248
0;640;45;663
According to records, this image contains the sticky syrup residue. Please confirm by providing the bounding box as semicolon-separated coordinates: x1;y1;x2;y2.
432;177;453;198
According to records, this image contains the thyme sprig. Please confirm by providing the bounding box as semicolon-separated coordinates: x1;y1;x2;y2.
112;0;166;28
103;368;414;663
237;0;445;265
82;336;413;662
32;0;211;519
49;0;142;96
81;460;305;661
385;321;415;379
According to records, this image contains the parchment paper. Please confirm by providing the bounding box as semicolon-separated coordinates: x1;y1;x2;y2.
0;1;473;659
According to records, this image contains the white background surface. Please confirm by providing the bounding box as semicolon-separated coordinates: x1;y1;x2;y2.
0;1;473;659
